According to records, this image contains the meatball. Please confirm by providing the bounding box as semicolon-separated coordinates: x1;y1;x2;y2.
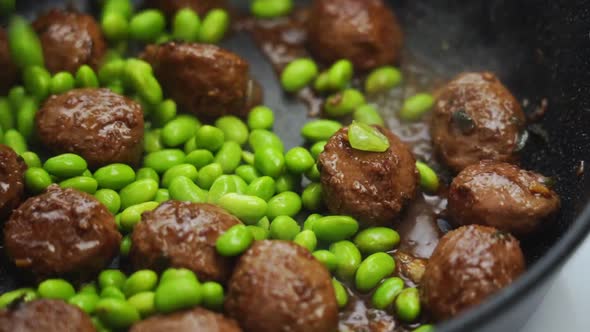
142;42;261;120
144;0;229;17
130;307;242;332
421;225;525;321
4;185;121;279
0;28;19;94
448;161;560;235
431;72;526;172
33;9;106;74
0;300;95;332
318;126;418;227
225;240;338;332
130;201;240;283
36;88;144;169
0;145;26;222
307;0;403;71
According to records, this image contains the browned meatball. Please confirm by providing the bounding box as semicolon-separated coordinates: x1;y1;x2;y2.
0;300;95;332
33;9;106;74
225;240;338;332
431;72;526;172
0;145;26;222
0;28;19;94
130;201;240;283
3;185;121;279
307;0;403;71
36;88;144;169
130;307;242;332
142;42;261;120
144;0;229;17
448;161;560;235
421;225;525;321
318;126;418;227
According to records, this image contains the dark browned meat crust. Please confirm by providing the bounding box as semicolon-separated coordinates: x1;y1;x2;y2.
130;307;242;332
0;144;26;223
0;300;96;332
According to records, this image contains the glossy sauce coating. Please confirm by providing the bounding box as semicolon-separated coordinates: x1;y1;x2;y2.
130;201;241;283
0;144;26;223
36;88;145;169
130;307;242;332
0;28;19;94
3;185;121;279
144;0;229;17
0;299;95;332
225;240;338;332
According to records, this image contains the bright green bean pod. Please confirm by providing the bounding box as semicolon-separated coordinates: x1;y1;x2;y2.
281;58;318;92
416;161;440;193
249;129;284;152
324;89;366;117
120;201;159;232
312;250;338;272
354;104;385;126
99;59;126;85
120;235;132;256
16;98;37;141
303;213;322;231
251;0;293;18
312;215;359;243
102;12;129;41
285;147;315;174
332;278;349;308
201;281;224;311
24;167;53;194
355;253;396;292
198;9;230;44
95;298;141;329
8;16;44;68
154;99;177;127
186;149;215;169
160;268;198;285
216;224;254;256
235;165;260;184
21;151;41;168
330;240;362;281
246;176;276;201
127;291;156;318
99;269;127;290
119;179;159;209
136;167;159;183
266;191;301;218
69;293;100;313
161;164;198;188
399;93;435;121
101;286;126;300
95;189;122;214
168;176;207;203
293;229;317;251
371;277;405;310
50;72;76;95
154;188;170;203
44;153;88;178
208;175;248;204
269;215;300;240
38;279;75;300
214;141;242;174
144;149;186;173
195;125;225;152
103;0;133;19
301;120;342;142
129;10;166;42
365;66;403;95
218;193;268;225
124;270;159;297
144;129;164;153
60;176;98;194
215;116;249;145
254;147;285;178
301;182;323;211
94;163;136;190
196;163;223;189
247;106;274;130
354;227;400;254
328;59;354;91
162;115;201;147
395;288;421;322
74;65;100;88
155;278;202;313
173;8;200;42
23;66;51;101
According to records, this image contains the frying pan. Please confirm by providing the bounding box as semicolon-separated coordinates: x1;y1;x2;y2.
2;0;590;331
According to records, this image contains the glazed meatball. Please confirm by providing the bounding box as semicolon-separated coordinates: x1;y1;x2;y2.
130;307;242;332
33;9;106;74
144;0;229;17
4;185;121;279
0;145;26;222
225;240;338;332
0;28;19;94
0;300;95;332
431;72;526;172
448;161;560;235
36;88;144;169
142;42;261;119
130;201;240;283
307;0;403;71
318;126;418;227
421;225;525;321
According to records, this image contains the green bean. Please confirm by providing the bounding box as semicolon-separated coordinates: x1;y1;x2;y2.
310;141;326;160
144;130;164;153
254;147;285;178
119;179;159;209
251;0;293;18
161;164;198;188
330;241;362;281
124;270;158;297
38;279;75;300
154;188;170;203
399;93;435;121
95;189;122;214
269;215;300;240
413;325;435;332
293;229;317;251
195;125;225;152
16;98;36;140
215;116;249;145
74;65;99;88
246;176;276;201
94;164;136;190
324;89;366;117
8;16;44;68
0;288;37;308
103;0;133;19
235;165;260;184
60;176;98;194
129;10;166;42
249;129;284;152
196;163;223;189
50;72;76;95
4;129;27;154
155;277;202;313
216;224;254;256
21;151;41;168
281;58;318;92
120;234;132;256
154;99;177;126
172;8;200;42
312;250;338;272
44;153;87;178
257;216;270;230
312;215;359;243
365;66;403;95
23;66;51;100
158;269;196;287
144;149;186;173
198;9;230;44
184;137;198;154
127;291;156;318
354;104;385;126
395;288;421;322
247;106;274;130
120;201;159;232
95;298;140;329
99;269;127;290
8;86;26;110
354;227;400;254
355;253;396;292
301;182;323;211
266;191;301;218
246;225;269;240
215;141;243;174
79;283;98;294
186;149;215;169
275;172;301;193
68;293;100;313
201;282;224;311
136;167;159;183
219;193;268;225
332;279;349;308
0;98;14;130
99;59;126;85
126;65;163;105
348;121;390;152
169;176;207;203
101;286;126;300
162;115;201;147
285;147;315;174
101;12;129;41
371;277;404;310
303;213;322;230
313;71;330;92
328;59;354;91
416;161;440;193
208;175;247;204
242;151;255;165
301;120;342;142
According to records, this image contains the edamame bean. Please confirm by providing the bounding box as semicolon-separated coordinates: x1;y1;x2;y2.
120;234;132;256
124;270;158;297
215;116;249;145
281;58;318;92
216;224;253;256
395;288;421;322
246;225;269;240
371;277;404;310
0;98;14;130
354;104;385;126
201;282;224;311
257;216;270;229
214;141;242;173
184;136;198;154
196;163;223;189
154;99;177;126
312;250;338;272
303;213;322;230
127;291;156;318
332;279;349;308
161;164;198;188
195;125;225;152
154;188;169;203
348;121;390;152
136;167;159;183
251;0;293;18
68;293;100;313
285;147;314;174
293;229;317;251
162;115;201;147
38;279;75;300
44;153;87;178
328;59;353;91
313;216;358;243
301;120;342;142
365;66;403;94
249;129;284;152
330;241;362;280
354;227;400;254
94;163;136;190
235;165;260;184
120;201;159;232
101;12;129;41
127;68;162;106
50;72;75;94
355;253;396;292
399;93;435;121
23;66;51;100
21;151;41;168
60;176;98;194
208;175;247;204
254;147;285;178
198;9;230;44
310;141;326;159
101;286;126;300
95;189;122;214
99;59;126;85
144;129;164;153
120;179;159;209
24;167;52;193
144;149;186;173
75;65;100;88
95;298;141;329
79;283;98;294
129;10;166;42
16;98;36;140
266;191;301;218
169;176;207;203
103;0;133;19
8;16;44;68
269;215;300;240
4;129;27;154
246;176;276;201
324;89;366;117
172;8;200;42
219;193;267;225
313;71;330;92
416;161;440;193
186;149;215;169
247;106;274;130
242;151;255;165
160;268;198;285
275;172;300;193
155;277;202;313
0;288;37;308
413;325;435;332
301;182;323;211
99;269;127;290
